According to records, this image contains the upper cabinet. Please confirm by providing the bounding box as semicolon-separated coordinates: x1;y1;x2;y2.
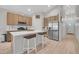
18;15;26;23
23;16;32;26
27;17;32;26
7;12;18;25
18;15;23;22
7;12;32;26
44;15;59;27
44;17;48;27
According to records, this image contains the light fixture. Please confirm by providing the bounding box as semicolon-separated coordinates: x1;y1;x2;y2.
48;5;51;7
27;9;31;11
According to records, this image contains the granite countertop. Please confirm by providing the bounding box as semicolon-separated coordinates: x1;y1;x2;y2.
10;30;47;36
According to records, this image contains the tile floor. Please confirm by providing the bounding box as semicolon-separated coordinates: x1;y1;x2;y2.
0;34;79;54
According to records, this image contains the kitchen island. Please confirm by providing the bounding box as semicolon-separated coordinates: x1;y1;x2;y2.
10;30;46;54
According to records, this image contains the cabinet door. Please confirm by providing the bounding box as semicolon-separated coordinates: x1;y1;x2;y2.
27;17;32;26
29;17;32;26
7;32;12;42
7;13;14;25
22;16;26;23
13;14;18;25
7;13;18;25
18;15;23;22
18;15;26;23
25;17;28;24
44;17;48;27
51;16;59;23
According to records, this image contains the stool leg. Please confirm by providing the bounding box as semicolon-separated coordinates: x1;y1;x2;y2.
23;38;25;53
27;39;29;54
34;38;37;53
42;35;44;48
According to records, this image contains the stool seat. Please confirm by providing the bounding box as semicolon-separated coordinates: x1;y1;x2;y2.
38;32;47;35
23;34;37;54
24;34;36;39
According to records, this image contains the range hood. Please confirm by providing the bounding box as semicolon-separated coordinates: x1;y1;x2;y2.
18;22;26;25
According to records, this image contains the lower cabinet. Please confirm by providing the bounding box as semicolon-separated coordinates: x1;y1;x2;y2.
7;32;12;42
0;35;5;42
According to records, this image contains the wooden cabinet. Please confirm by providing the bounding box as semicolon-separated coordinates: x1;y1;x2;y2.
27;17;32;26
7;31;12;42
44;15;59;27
53;16;59;22
7;13;18;25
44;17;48;27
29;17;32;26
13;14;18;24
48;17;52;23
18;15;23;22
23;16;27;23
7;12;32;26
18;16;32;26
25;17;28;24
48;16;59;23
18;15;26;23
7;13;12;25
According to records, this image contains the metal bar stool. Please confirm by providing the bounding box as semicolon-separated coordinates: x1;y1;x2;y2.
24;34;37;54
38;32;47;48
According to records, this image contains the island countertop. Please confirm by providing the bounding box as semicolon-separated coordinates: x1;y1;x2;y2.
10;30;47;54
10;30;47;36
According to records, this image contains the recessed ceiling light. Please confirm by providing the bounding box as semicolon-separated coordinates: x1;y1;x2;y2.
27;9;31;11
48;5;51;7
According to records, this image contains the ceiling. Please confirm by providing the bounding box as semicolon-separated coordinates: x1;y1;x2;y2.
0;5;79;17
0;5;56;16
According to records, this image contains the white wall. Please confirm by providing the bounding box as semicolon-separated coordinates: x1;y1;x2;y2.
0;8;45;42
32;14;44;30
74;18;79;41
45;8;59;17
62;17;76;33
0;8;31;42
45;8;65;41
75;23;79;41
62;6;76;34
0;8;7;31
0;8;7;42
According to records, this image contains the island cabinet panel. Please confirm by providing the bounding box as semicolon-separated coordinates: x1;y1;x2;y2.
7;13;18;25
7;31;12;42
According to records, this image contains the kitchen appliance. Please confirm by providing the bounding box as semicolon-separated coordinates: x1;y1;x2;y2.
48;22;59;41
17;27;27;30
18;22;26;25
2;34;7;42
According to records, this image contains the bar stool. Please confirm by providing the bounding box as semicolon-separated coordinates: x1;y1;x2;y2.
38;32;47;48
24;34;37;54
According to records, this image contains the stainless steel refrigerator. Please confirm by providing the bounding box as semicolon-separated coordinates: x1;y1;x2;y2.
48;22;59;41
